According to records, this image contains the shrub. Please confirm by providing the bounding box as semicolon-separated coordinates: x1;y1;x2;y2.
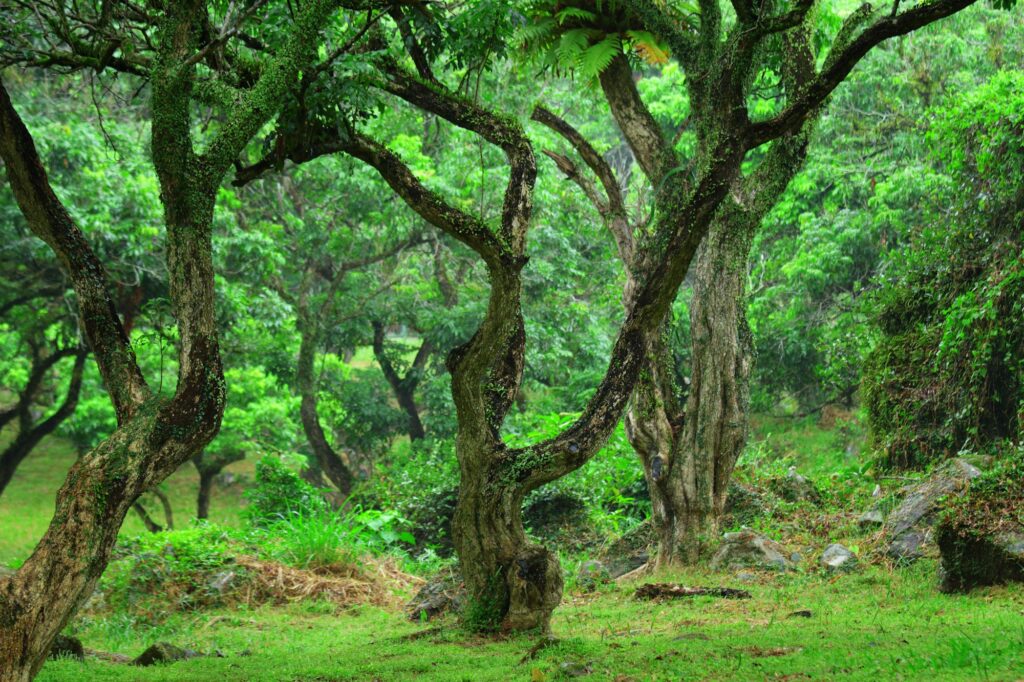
245;455;328;525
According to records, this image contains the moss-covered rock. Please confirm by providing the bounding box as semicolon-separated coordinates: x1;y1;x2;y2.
937;450;1024;592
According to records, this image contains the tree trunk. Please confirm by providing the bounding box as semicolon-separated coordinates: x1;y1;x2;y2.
297;306;355;496
196;468;215;520
647;220;754;565
452;442;563;633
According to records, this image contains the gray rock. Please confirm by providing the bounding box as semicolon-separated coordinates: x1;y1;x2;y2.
888;530;928;562
938;527;1024;592
559;661;593;677
883;458;981;563
207;570;237;596
599;521;653;578
710;530;796;571
406;571;465;622
576;560;610;590
735;571;758;583
770;467;822;505
820;544;857;572
133;642;200;666
48;635;84;661
858;509;885;528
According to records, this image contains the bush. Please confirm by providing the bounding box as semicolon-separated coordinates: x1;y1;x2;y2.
245;456;328;525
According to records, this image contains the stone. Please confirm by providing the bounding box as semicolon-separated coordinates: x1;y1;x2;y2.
858;509;885;528
723;482;772;525
207;570;237;596
576;560;611;590
769;467;822;505
599;521;654;578
559;661;593;676
820;544;857;572
710;530;797;571
48;635;84;661
938;526;1024;592
523;492;587;539
133;642;200;666
735;571;758;583
883;458;981;563
406;571;465;622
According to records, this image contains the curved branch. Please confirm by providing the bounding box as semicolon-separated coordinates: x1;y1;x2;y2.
0;81;149;422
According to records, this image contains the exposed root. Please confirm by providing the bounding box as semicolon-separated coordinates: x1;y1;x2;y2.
634;583;752;600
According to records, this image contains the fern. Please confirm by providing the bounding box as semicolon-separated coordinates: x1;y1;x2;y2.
578;35;623;81
555;28;593;69
556;7;598;24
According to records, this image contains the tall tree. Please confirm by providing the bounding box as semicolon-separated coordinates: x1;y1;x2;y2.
0;1;346;677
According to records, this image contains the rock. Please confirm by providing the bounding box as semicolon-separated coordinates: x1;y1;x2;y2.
48;635;84;661
599;521;654;578
735;571;758;583
559;661;593;677
724;482;772;525
769;467;822;505
576;560;610;590
938;530;1024;592
858;509;885;528
883;458;981;563
710;530;797;571
406;571;465;622
133;642;200;666
936;455;1024;592
523;492;587;539
820;544;857;572
207;570;237;596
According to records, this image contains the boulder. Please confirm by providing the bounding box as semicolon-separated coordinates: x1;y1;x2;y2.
133;642;200;666
599;521;655;578
820;544;857;572
48;635;84;661
523;492;587;539
769;467;822;505
406;570;465;622
936;455;1024;592
857;509;885;528
710;530;798;571
938;529;1024;592
883;458;981;563
576;560;611;590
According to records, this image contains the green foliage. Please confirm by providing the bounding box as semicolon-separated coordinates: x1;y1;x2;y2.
262;508;416;568
244;456;328;525
864;71;1024;468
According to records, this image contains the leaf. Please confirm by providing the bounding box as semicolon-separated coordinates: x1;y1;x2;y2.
578;35;622;80
555;7;597;24
627;30;670;65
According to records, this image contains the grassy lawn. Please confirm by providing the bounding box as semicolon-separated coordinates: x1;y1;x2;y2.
6;427;1024;681
38;563;1024;681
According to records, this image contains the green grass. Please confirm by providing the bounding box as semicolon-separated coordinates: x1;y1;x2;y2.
40;562;1024;681
7;423;1024;681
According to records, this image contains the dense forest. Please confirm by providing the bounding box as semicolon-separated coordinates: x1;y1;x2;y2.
0;1;1022;680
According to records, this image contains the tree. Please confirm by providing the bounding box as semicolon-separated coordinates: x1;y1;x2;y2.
521;0;993;565
0;1;345;677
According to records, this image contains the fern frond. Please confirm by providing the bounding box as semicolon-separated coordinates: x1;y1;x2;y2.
578;34;622;80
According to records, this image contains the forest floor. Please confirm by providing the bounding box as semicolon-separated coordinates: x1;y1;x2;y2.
4;427;1024;681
